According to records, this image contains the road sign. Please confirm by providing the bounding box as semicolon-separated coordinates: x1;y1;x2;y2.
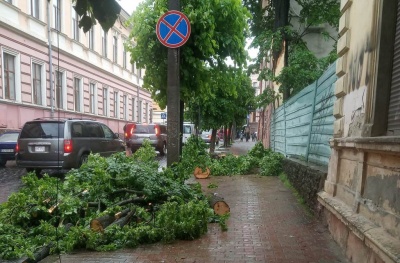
161;112;167;119
156;10;191;48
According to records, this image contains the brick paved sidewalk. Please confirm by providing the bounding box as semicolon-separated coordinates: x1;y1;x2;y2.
41;140;348;263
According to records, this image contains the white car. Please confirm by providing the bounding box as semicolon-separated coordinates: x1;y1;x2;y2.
200;130;219;145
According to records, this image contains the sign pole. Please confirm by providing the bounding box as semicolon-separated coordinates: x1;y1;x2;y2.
167;0;180;166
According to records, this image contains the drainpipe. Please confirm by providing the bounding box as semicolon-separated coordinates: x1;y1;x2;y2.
47;0;54;117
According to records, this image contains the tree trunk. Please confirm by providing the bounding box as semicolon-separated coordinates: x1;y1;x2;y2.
209;194;230;215
90;208;130;232
108;210;136;228
194;167;210;179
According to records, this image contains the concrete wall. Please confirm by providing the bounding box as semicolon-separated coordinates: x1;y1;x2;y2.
319;0;400;262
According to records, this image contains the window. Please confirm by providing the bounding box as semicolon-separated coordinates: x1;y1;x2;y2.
132;97;136;121
55;70;64;108
31;0;39;19
89;83;96;114
113;91;118;117
72;9;79;41
74;77;81;112
103;87;108;116
88;27;94;50
123;40;127;69
3;53;16;100
32;62;42;105
53;0;61;31
138;100;142;123
123;95;127;120
131;63;135;75
113;35;118;63
102;30;108;57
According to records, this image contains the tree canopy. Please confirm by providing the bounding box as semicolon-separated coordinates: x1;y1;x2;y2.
125;0;251;109
245;0;340;100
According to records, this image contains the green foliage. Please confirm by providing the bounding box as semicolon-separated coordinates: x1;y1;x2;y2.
260;151;284;176
72;0;121;33
0;149;213;260
209;154;256;176
247;0;340;100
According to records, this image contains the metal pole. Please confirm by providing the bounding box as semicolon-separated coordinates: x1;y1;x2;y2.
166;0;181;166
47;0;54;117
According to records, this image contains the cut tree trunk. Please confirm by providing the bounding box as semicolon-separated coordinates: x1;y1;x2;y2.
108;210;136;228
209;194;230;215
194;167;210;179
90;208;130;232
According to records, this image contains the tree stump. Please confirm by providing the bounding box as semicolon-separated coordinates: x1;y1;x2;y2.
194;167;210;179
209;194;230;215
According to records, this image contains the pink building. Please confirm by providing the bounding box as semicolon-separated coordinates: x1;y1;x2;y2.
0;0;153;134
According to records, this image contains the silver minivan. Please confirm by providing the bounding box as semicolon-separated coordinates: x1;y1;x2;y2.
16;118;125;174
124;123;167;155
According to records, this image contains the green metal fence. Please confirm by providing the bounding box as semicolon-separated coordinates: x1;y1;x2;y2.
270;62;337;166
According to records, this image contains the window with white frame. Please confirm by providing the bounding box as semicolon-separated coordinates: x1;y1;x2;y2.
72;9;79;41
131;63;135;75
88;27;94;50
123;39;127;69
138;100;142;123
55;70;65;109
89;82;96;114
32;62;44;105
131;97;136;121
53;0;61;31
74;77;82;112
103;87;108;116
113;91;119;117
2;53;16;100
102;30;108;57
123;95;127;120
31;0;39;19
113;35;118;63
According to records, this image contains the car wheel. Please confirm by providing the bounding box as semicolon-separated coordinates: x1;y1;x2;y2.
159;142;167;156
26;168;42;177
0;158;6;167
79;153;89;167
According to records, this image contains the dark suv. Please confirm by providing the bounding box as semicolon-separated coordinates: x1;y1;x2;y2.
16;118;125;173
124;123;167;155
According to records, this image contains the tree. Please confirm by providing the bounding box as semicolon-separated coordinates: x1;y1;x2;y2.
245;0;340;100
72;0;121;33
125;0;251;109
186;67;255;152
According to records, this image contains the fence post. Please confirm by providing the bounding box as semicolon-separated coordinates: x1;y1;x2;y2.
305;81;318;162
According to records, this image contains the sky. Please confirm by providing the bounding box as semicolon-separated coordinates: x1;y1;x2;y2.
117;0;258;60
118;0;141;14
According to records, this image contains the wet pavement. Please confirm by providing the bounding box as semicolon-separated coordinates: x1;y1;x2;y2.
38;140;349;263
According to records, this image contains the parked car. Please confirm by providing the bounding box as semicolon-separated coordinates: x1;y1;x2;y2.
16;118;125;174
0;131;20;167
200;130;219;145
124;123;167;155
182;122;196;144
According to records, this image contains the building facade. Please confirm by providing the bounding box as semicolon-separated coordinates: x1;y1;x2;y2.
318;0;400;262
0;0;153;134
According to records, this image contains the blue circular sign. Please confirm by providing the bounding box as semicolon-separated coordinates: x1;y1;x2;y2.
156;10;191;48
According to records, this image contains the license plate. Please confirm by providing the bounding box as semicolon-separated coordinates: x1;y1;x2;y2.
1;149;14;153
35;146;45;152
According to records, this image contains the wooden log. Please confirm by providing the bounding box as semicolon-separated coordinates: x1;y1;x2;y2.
90;208;130;232
108;210;135;228
209;194;230;215
194;167;210;179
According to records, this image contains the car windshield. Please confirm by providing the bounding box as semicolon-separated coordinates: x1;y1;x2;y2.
20;122;64;139
132;125;155;134
0;133;19;142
